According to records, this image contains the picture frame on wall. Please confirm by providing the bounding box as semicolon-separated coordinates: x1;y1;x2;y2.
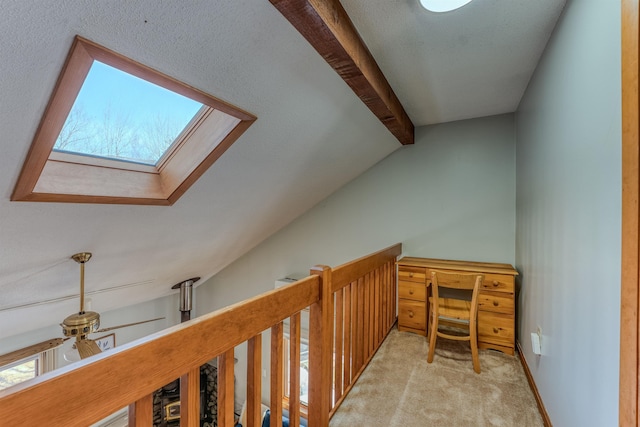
95;333;115;351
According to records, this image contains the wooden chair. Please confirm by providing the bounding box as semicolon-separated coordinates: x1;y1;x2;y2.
427;270;483;373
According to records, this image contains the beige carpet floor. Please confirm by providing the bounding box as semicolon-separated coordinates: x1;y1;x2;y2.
330;327;543;427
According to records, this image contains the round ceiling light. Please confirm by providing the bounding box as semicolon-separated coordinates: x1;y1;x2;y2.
419;0;475;13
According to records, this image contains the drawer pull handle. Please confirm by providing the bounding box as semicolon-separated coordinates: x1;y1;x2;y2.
493;301;499;307
493;327;499;334
492;281;499;287
409;289;414;295
409;311;414;318
409;272;414;278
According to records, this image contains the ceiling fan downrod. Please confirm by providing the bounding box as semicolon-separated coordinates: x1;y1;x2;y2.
61;252;100;338
71;252;91;314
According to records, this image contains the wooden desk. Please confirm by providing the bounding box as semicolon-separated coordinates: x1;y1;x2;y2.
397;257;519;355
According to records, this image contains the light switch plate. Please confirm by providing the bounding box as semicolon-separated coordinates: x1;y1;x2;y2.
531;331;542;355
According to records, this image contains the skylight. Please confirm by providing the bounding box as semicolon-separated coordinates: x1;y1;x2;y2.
419;0;475;13
12;36;256;205
54;61;204;166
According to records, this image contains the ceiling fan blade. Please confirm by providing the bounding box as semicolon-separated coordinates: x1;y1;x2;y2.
0;337;68;367
76;338;101;359
95;317;165;333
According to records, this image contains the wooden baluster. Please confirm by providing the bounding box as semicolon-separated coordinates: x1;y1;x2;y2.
384;262;395;333
334;288;344;405
271;322;284;427
218;349;235;427
289;312;301;427
128;393;153;427
356;276;365;372
380;267;384;340
344;283;352;389
384;262;389;332
371;269;376;349
369;271;375;355
382;264;387;338
352;280;358;376
389;264;398;329
309;265;332;427
247;334;262;427
382;263;388;335
374;267;380;348
180;367;200;427
363;272;370;361
391;262;395;329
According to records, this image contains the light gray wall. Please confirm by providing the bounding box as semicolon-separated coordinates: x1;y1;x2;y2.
196;113;516;408
515;1;621;426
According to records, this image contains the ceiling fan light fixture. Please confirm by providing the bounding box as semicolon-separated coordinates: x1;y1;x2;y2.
63;344;81;363
419;0;475;13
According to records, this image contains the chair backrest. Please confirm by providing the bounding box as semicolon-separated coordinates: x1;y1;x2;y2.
431;270;483;291
430;270;483;321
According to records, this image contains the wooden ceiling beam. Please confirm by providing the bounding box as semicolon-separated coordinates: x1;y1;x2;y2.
270;0;415;145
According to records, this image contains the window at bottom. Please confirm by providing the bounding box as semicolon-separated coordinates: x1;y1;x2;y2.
0;355;39;391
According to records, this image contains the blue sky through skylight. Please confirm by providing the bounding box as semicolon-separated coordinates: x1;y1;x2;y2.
54;61;204;165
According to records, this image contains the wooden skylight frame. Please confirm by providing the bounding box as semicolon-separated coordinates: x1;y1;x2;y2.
12;36;256;205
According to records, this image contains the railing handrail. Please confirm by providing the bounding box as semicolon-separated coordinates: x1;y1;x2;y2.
331;243;402;292
0;275;320;427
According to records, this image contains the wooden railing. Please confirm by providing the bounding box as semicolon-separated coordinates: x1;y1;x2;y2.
326;243;400;416
0;244;401;427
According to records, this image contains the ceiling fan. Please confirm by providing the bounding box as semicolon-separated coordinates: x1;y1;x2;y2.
60;252;164;359
0;252;164;364
58;252;164;359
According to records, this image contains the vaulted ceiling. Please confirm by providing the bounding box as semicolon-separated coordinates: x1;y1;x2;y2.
0;0;565;340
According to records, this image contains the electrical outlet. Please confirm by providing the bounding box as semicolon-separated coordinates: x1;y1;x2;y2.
262;369;267;378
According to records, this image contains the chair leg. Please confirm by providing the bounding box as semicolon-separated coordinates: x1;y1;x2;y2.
427;313;437;363
470;330;480;374
426;303;431;340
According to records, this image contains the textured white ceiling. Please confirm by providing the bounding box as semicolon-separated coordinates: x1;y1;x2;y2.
342;0;566;125
0;0;565;341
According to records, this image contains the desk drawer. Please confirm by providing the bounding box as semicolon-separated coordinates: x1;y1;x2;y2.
478;312;514;346
478;291;513;315
398;266;426;283
480;273;514;293
398;281;426;302
398;300;426;331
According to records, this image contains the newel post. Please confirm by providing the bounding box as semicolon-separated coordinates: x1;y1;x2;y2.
308;265;333;427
